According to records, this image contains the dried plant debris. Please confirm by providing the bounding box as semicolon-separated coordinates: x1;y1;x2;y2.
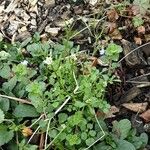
0;0;72;41
122;102;148;113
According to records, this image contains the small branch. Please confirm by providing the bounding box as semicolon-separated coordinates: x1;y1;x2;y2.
119;42;150;63
54;96;71;115
39;114;45;150
73;71;79;94
0;94;32;105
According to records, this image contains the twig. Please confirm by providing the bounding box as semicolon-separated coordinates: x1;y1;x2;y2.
29;114;45;128
0;94;32;105
73;71;79;94
126;72;150;81
39;132;45;150
44;118;51;149
54;96;71;115
119;42;150;63
39;114;45;150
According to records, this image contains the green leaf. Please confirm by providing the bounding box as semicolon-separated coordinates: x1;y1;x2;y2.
66;134;80;146
58;113;68;123
140;133;148;146
74;101;86;108
116;140;136;150
28;94;45;112
0;51;10;60
13;104;39;118
89;130;96;137
132;16;144;27
86;138;95;146
0;97;10;112
0;125;14;146
2;76;17;93
26;81;46;95
0;65;11;79
133;0;150;15
68;111;83;126
0;109;4;124
113;119;131;139
49;129;58;138
93;142;112;150
81;132;88;140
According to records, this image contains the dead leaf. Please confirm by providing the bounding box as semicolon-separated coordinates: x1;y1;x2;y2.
105;106;119;118
134;37;142;45
107;9;119;22
137;26;145;34
45;0;55;7
5;0;18;13
105;22;117;34
45;26;61;36
22;127;33;137
122;102;148;113
140;109;150;122
109;28;122;40
29;0;38;6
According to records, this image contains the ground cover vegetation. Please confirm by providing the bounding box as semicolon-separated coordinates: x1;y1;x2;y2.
0;0;150;149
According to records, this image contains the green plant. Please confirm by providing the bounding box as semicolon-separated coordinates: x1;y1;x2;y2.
94;119;148;150
0;32;123;149
132;15;144;27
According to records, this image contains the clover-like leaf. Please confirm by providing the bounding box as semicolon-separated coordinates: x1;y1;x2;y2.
113;119;131;139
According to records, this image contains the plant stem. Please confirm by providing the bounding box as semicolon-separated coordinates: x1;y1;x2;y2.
0;94;32;104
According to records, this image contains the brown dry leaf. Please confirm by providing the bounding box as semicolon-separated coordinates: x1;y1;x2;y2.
107;9;119;22
22;127;33;137
140;109;150;122
109;28;122;40
137;26;145;34
45;26;61;36
105;22;117;34
105;106;119;118
122;102;148;113
134;37;142;45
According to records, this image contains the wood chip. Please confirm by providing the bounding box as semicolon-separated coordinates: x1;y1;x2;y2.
45;26;61;36
122;102;148;113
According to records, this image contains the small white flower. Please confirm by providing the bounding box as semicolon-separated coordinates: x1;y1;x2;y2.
99;47;105;55
43;57;53;65
21;60;28;66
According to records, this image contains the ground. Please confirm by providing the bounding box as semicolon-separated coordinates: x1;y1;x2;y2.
0;0;150;150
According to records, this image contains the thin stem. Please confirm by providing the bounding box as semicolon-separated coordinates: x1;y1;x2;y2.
0;94;31;104
118;41;150;63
